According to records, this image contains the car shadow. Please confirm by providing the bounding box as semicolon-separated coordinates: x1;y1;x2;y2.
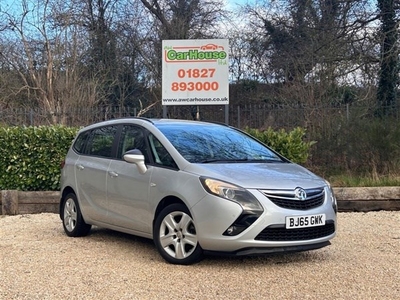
201;248;332;267
88;226;154;245
80;226;332;266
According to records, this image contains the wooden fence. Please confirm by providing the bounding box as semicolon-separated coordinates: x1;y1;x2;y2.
1;187;400;215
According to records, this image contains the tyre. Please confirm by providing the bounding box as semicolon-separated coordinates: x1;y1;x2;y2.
154;203;203;265
61;193;91;237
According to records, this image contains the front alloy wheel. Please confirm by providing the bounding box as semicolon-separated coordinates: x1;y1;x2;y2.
154;203;203;265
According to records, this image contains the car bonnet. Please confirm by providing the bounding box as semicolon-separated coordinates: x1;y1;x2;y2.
183;162;326;190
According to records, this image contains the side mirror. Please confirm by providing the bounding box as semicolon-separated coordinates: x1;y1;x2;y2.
123;149;147;174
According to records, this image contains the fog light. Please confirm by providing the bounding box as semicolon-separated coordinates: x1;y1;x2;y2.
223;213;261;236
224;224;246;236
226;226;235;235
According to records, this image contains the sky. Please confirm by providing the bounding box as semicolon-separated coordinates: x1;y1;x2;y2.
0;0;256;20
0;0;254;32
0;0;253;12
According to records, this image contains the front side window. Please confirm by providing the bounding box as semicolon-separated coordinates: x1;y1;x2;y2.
87;126;118;158
148;134;177;169
117;125;150;163
157;123;283;164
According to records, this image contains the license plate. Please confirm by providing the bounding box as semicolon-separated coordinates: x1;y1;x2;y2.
286;214;326;229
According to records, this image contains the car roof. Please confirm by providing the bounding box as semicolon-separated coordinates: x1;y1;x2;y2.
79;118;229;133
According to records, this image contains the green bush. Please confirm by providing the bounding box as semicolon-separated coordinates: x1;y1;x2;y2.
0;125;313;191
245;127;315;164
0;126;79;191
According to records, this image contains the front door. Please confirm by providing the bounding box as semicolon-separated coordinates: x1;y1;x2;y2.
106;125;153;233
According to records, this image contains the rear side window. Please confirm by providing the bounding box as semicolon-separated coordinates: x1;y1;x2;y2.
86;126;118;158
73;131;89;154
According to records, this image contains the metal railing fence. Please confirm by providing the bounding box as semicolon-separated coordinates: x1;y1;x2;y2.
1;103;399;130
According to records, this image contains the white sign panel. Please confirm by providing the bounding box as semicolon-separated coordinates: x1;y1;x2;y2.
162;39;229;105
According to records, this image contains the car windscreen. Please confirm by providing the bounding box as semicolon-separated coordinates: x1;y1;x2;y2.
156;123;284;164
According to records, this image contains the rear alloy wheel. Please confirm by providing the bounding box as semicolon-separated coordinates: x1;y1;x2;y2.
62;193;91;237
154;203;203;265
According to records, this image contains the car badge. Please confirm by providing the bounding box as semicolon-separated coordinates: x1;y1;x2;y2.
294;187;307;200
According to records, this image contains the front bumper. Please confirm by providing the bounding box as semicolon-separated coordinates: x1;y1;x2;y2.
191;189;337;253
204;241;331;257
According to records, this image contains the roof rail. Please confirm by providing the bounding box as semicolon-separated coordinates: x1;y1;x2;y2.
202;120;231;127
114;116;154;124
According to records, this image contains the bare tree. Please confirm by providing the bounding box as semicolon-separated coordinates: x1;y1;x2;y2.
0;0;95;123
51;0;159;113
288;0;366;83
376;0;399;117
139;0;226;39
242;1;379;98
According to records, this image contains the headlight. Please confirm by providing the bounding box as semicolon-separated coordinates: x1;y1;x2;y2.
325;180;337;213
200;177;264;212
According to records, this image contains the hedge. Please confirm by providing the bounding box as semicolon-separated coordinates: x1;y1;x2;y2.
0;126;79;191
0;125;313;191
245;127;315;164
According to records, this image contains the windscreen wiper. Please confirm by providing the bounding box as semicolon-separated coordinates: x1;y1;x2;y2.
246;159;285;163
200;158;249;163
200;158;284;163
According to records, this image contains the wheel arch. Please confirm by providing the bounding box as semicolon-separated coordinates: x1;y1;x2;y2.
59;186;76;218
152;199;203;264
153;196;187;227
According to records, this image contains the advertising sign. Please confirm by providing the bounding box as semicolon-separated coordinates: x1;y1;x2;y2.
162;39;229;105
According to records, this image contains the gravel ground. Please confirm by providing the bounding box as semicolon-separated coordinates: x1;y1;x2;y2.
1;212;399;300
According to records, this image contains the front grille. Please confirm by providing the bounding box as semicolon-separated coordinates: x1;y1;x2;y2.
255;223;335;241
260;188;325;210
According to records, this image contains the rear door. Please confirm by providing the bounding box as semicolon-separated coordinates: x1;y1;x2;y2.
74;125;118;222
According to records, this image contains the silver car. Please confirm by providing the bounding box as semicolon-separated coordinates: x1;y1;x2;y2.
60;118;337;264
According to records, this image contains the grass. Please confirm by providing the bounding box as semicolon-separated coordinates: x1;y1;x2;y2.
327;174;400;187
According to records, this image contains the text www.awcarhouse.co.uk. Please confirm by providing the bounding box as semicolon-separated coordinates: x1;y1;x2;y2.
163;97;228;103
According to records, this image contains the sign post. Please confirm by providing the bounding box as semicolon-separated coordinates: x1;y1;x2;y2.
162;39;229;120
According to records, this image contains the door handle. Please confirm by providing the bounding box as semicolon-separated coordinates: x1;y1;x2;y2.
108;171;119;178
77;164;84;170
